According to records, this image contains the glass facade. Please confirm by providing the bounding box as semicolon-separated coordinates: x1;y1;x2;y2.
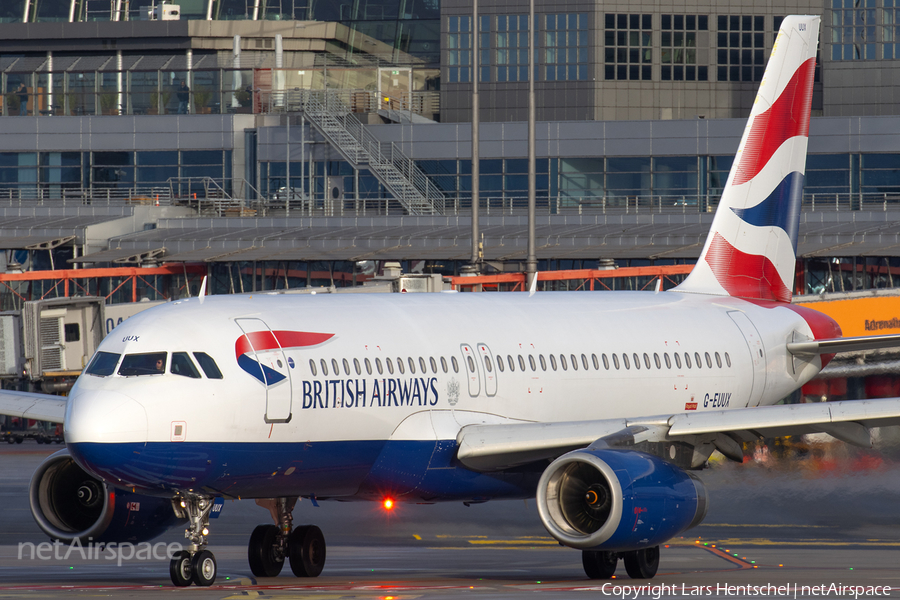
661;15;708;81
604;14;652;81
542;13;588;81
716;15;766;81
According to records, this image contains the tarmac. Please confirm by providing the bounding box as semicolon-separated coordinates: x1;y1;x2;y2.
1;441;899;598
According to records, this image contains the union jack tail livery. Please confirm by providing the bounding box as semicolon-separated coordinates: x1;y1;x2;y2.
676;15;820;304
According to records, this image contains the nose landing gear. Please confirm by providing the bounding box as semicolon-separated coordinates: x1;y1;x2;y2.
169;494;218;587
248;497;326;579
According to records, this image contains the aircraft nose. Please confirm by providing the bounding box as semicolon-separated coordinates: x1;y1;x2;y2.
65;390;148;444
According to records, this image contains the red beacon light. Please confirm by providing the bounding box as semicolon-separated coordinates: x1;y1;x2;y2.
382;498;395;511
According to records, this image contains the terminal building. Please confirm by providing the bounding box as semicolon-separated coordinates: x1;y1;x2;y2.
1;1;900;407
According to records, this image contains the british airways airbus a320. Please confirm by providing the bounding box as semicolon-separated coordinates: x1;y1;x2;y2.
4;15;900;587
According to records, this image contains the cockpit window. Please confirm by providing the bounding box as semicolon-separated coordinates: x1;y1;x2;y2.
171;352;201;379
118;352;167;376
85;351;121;377
193;352;223;379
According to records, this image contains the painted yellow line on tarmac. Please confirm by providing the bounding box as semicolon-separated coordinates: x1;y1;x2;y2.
413;534;421;540
467;539;558;546
705;538;900;547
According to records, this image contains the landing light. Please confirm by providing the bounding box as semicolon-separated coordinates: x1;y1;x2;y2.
382;498;395;510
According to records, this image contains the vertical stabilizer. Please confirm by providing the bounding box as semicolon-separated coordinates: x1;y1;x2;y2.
675;16;820;303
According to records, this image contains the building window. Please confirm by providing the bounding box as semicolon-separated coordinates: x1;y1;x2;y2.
543;13;588;81
717;15;766;81
490;14;530;82
883;1;900;58
447;16;472;83
661;14;708;81
604;13;652;81
832;0;876;60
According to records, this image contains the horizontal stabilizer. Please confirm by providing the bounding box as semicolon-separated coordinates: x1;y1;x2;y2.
0;390;67;423
787;333;900;355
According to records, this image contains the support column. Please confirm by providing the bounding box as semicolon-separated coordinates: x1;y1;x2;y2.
525;0;537;290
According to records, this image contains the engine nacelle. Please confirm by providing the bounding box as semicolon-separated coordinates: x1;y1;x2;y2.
30;449;184;544
536;448;708;551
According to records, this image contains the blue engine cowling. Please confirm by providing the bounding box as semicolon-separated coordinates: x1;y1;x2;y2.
29;449;185;544
536;448;708;551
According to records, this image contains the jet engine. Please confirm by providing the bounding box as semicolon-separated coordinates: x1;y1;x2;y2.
536;448;708;550
30;449;184;543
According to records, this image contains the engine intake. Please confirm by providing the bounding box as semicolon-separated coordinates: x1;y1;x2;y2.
536;448;707;550
30;449;183;543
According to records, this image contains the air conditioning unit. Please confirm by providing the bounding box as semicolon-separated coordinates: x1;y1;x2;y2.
145;3;181;20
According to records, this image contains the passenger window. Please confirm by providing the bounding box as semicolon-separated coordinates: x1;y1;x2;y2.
715;352;722;368
528;355;536;371
684;353;692;368
365;358;373;375
354;358;361;375
451;356;459;373
441;357;449;373
612;354;620;370
664;353;671;369
466;356;476;373
593;354;601;370
386;358;394;374
320;359;329;376
309;359;317;376
694;352;702;368
725;352;732;367
118;352;167;376
508;355;516;372
408;357;416;374
559;354;567;370
632;353;639;369
571;354;578;370
674;353;682;368
420;357;427;372
539;355;547;371
602;354;609;370
582;354;589;370
623;354;631;369
332;358;340;375
86;351;120;377
496;356;504;372
430;357;438;373
376;358;384;374
549;355;558;371
343;358;351;375
519;355;527;371
653;353;661;369
705;352;713;368
643;353;651;369
192;352;223;379
171;352;201;379
484;356;493;372
397;358;405;374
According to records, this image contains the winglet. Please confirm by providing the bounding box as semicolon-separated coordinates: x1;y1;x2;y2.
675;16;820;303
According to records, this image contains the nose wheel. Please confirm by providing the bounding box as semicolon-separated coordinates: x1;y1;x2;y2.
169;494;218;587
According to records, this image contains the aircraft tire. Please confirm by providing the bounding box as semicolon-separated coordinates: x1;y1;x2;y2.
582;550;618;579
288;525;326;577
623;546;660;579
191;550;217;586
248;524;284;577
169;550;192;586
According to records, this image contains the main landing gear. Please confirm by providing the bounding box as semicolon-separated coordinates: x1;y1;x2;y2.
169;494;218;587
582;546;660;580
248;497;326;578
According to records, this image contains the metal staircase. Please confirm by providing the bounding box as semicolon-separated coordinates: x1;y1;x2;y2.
298;90;445;216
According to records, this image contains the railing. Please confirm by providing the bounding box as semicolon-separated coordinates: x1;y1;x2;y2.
5;190;900;217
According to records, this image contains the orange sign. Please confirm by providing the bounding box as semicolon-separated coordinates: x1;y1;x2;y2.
796;295;900;337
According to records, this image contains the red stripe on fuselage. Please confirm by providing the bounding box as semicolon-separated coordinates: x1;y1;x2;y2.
732;58;816;186
234;330;334;359
705;233;792;303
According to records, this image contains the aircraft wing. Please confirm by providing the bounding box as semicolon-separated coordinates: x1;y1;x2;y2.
0;389;67;423
456;397;900;472
787;333;900;355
